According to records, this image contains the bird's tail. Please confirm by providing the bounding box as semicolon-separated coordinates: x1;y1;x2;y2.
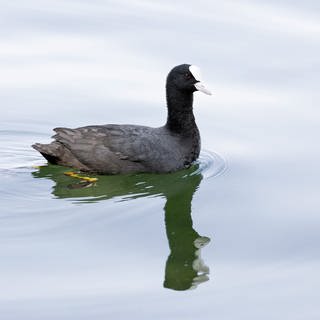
32;142;62;164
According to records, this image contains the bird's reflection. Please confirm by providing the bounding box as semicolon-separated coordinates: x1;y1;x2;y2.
163;179;210;290
32;164;211;290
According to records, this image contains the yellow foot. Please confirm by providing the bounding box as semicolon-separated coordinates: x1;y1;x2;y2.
64;171;98;183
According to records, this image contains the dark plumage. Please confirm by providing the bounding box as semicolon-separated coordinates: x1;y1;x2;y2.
32;64;211;174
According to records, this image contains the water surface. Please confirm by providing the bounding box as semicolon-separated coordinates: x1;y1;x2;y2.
1;1;320;319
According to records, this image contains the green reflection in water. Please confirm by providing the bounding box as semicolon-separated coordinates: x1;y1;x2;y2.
32;164;211;290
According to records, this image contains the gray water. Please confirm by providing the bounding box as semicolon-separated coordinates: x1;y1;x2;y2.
1;1;320;319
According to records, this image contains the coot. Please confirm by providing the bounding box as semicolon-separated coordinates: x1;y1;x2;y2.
32;64;212;174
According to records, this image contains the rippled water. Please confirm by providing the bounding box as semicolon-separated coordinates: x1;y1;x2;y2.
0;124;225;294
1;1;320;319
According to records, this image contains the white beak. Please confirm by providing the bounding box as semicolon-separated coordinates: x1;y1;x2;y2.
189;65;212;95
194;82;212;95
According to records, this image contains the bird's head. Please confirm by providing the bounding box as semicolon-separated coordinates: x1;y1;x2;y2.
166;64;212;95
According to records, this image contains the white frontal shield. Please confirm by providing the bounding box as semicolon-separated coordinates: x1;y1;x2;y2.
189;65;212;95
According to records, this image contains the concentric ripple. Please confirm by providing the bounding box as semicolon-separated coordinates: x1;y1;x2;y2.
195;149;227;179
0;127;227;207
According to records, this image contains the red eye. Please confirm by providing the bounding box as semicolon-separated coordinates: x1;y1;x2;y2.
185;73;192;80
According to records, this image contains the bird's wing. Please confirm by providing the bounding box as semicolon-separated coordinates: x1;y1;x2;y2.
52;124;168;173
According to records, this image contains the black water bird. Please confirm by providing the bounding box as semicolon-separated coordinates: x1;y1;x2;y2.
32;64;212;174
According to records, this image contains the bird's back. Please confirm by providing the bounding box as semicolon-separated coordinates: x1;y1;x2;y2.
33;124;198;174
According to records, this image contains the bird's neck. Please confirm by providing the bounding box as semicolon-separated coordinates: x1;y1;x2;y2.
165;86;197;134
